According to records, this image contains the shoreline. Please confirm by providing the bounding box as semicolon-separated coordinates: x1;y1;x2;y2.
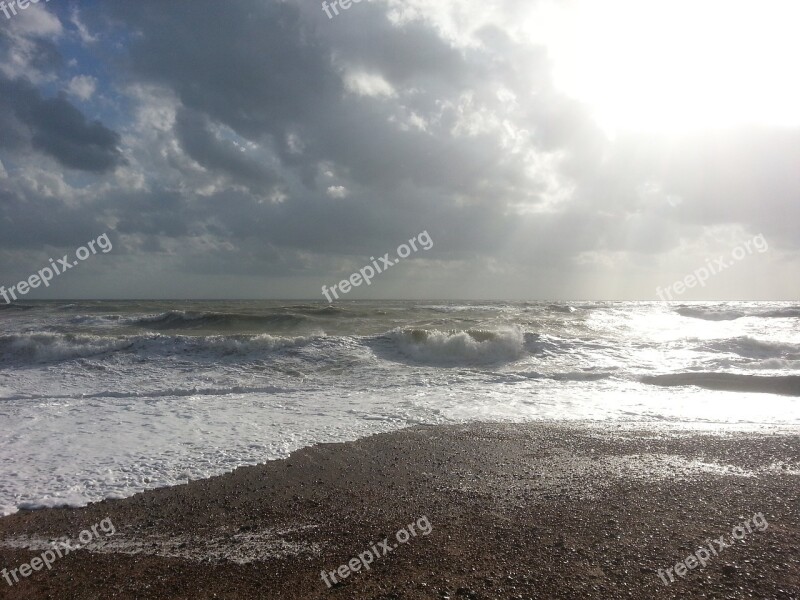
1;421;798;598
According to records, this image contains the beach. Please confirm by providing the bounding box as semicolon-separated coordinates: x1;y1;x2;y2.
1;422;798;599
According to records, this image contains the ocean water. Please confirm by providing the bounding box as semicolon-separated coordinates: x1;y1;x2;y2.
1;300;798;516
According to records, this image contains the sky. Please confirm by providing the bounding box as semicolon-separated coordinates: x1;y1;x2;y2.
0;0;798;300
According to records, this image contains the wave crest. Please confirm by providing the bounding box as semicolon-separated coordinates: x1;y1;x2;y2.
0;333;133;364
675;307;745;321
676;305;800;321
383;327;526;365
132;310;307;331
0;332;320;365
699;337;800;360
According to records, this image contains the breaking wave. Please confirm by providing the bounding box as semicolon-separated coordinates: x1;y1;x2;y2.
379;327;527;365
547;304;577;313
675;307;745;321
698;337;800;360
131;310;308;331
676;305;800;321
0;332;320;365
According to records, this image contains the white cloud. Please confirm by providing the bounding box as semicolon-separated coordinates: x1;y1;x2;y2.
390;110;429;132
326;185;348;199
70;7;98;44
343;71;396;98
7;3;63;38
67;75;97;101
287;133;304;155
0;6;63;81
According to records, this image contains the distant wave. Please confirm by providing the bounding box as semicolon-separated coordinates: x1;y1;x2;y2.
699;337;800;360
676;305;800;321
547;304;577;313
282;304;350;316
415;304;477;313
2;384;295;402
0;332;319;365
742;358;800;371
0;303;37;311
131;310;308;330
0;333;134;364
760;307;800;318
56;303;80;311
642;373;800;396
675;307;745;321
510;370;614;382
549;371;613;381
69;314;124;326
379;327;526;366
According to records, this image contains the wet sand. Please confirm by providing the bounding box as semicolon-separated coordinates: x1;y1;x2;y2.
1;422;798;599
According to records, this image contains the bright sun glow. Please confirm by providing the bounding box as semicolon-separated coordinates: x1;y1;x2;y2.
527;0;800;134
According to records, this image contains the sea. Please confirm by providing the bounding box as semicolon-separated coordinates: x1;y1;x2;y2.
1;300;798;516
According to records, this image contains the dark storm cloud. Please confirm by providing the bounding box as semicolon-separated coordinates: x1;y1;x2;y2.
84;0;543;264
99;0;572;200
103;0;337;140
87;0;798;267
0;186;110;250
0;76;124;172
319;1;474;87
174;108;278;190
111;189;192;239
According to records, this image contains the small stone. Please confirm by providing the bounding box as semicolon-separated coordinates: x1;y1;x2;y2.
722;564;738;576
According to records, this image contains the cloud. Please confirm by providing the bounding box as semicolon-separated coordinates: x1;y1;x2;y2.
66;75;97;101
173;107;278;191
326;185;348;198
69;7;98;44
343;71;396;97
0;76;125;172
0;0;796;299
3;1;62;38
0;16;63;81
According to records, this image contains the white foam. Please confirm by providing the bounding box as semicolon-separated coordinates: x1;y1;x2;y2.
0;524;321;563
385;327;525;365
